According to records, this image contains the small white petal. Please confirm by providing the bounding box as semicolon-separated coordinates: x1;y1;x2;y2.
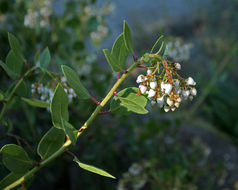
69;88;74;94
174;102;180;108
182;90;190;98
171;107;176;111
150;81;157;89
156;96;164;108
61;77;67;83
167;98;174;107
177;97;182;103
189;95;193;101
136;75;145;83
139;85;147;94
173;79;180;87
161;83;173;94
190;88;197;96
175;63;181;70
151;100;156;105
148;89;156;98
186;77;196;86
147;69;152;75
64;88;68;93
164;106;170;112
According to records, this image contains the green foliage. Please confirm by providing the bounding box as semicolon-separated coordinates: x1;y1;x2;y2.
0;60;19;79
37;127;65;159
150;35;164;54
0;144;32;173
111;33;129;69
8;33;25;62
110;87;148;114
39;47;51;69
6;50;23;75
73;157;116;179
103;49;122;72
0;91;4;100
163;44;169;58
61;65;90;99
50;83;69;129
62;119;78;146
21;98;49;108
123;20;133;54
0;173;24;189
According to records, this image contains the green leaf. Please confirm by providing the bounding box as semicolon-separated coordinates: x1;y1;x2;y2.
123;20;133;54
16;81;27;97
163;44;169;58
110;87;148;114
61;119;78;146
73;157;116;179
0;60;19;79
8;33;25;62
39;47;51;69
0;144;32;173
6;50;23;75
37;127;65;159
21;98;49;108
111;33;129;69
150;35;164;53
61;65;90;99
103;49;122;72
0;173;24;189
50;83;69;129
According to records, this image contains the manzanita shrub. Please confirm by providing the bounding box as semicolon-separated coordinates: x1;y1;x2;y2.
0;21;197;189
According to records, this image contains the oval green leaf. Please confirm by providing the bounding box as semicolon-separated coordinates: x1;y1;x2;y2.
73;157;116;179
21;98;49;108
8;33;25;62
50;83;69;129
0;144;32;173
37;127;65;159
111;33;129;69
62;119;78;146
123;20;133;54
6;50;23;75
61;65;90;99
39;47;51;69
0;60;19;80
103;49;122;72
110;87;148;114
0;91;4;100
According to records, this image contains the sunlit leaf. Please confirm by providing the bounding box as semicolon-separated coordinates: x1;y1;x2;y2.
103;49;122;72
73;157;116;179
62;119;78;146
123;20;133;54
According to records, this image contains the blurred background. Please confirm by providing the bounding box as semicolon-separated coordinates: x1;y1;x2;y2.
0;0;238;189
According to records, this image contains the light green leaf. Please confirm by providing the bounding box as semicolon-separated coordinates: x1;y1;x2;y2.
61;65;90;99
0;144;32;173
73;157;116;179
111;33;129;69
61;119;78;146
110;87;148;114
37;127;65;159
0;60;19;79
150;35;164;53
21;98;49;108
39;47;51;69
0;173;24;189
123;20;133;54
103;49;122;72
50;83;69;129
6;50;23;75
8;33;25;62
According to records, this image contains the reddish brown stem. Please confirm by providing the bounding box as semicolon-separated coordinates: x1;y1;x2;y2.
118;72;121;80
132;54;138;62
137;65;149;69
99;110;112;115
90;96;100;105
65;149;76;158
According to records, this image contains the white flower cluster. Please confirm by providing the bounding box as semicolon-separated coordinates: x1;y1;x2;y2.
31;76;76;105
167;38;192;62
136;66;197;112
24;0;52;28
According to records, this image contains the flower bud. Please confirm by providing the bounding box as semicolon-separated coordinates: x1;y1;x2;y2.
136;75;145;83
61;77;67;83
166;98;173;107
177;97;182;102
156;96;164;108
147;69;152;75
151;100;156;105
182;90;190;98
161;83;172;94
174;102;180;108
148;89;156;98
150;81;157;89
173;79;180;87
190;88;197;96
186;77;196;86
175;63;181;70
164;105;170;112
189;95;193;101
69;88;74;94
171;107;176;111
139;85;147;94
